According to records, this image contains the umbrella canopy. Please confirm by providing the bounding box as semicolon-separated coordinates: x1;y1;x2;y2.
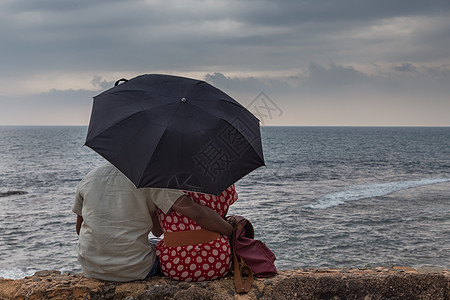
85;74;265;196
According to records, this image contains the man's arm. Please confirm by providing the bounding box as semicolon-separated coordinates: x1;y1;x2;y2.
151;211;163;237
171;195;233;236
76;215;83;235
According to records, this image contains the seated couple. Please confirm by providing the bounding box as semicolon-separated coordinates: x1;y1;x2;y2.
73;163;238;282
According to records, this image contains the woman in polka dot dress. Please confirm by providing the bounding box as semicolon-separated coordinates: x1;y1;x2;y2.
155;185;238;282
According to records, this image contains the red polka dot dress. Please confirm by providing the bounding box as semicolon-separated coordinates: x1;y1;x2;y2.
155;185;238;282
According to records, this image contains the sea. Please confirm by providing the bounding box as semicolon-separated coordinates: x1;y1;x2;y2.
0;126;449;279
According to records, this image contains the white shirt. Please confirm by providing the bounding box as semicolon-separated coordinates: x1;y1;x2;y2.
72;163;184;282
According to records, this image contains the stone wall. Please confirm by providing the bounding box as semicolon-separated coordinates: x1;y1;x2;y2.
0;267;448;299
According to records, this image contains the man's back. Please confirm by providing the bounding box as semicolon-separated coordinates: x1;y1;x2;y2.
73;163;183;282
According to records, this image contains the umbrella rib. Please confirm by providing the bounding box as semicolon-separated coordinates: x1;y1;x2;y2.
194;103;264;164
135;123;167;187
86;110;146;144
185;99;263;161
189;98;255;120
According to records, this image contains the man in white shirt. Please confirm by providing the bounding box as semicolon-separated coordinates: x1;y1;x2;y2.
73;163;232;282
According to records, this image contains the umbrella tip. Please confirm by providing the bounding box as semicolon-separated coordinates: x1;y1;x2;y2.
181;97;187;103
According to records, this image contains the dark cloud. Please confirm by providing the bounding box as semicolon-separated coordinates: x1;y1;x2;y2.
305;63;370;88
12;89;94;108
204;65;374;103
90;76;115;91
2;63;450;125
1;0;450;125
2;0;450;76
203;62;450;99
205;73;270;95
222;0;450;27
393;63;417;72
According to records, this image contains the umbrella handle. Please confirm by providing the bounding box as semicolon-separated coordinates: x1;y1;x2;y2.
114;78;128;86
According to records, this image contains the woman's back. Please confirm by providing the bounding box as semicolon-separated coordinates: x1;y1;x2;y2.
155;185;238;281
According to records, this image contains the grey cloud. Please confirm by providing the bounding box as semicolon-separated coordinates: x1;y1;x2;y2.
204;73;269;94
2;0;450;77
91;76;115;91
1;0;450;126
233;0;450;29
426;64;450;78
4;0;98;12
2;62;450;125
393;63;417;72
204;72;297;101
24;89;94;107
304;63;370;89
204;62;450;100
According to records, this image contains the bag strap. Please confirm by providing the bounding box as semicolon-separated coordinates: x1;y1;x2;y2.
232;231;253;294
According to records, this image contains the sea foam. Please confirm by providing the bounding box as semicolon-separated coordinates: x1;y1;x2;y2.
0;267;38;279
307;178;450;209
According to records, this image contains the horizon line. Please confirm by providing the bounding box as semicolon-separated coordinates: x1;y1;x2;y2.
1;124;449;128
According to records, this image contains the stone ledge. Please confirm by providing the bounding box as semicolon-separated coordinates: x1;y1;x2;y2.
0;267;448;299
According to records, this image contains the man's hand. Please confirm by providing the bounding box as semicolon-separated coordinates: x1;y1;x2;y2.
171;195;232;236
151;211;163;237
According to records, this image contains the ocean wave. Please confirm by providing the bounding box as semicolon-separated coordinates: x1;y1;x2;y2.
307;178;450;209
0;267;38;279
0;190;28;197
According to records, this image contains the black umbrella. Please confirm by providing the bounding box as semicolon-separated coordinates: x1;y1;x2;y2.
85;74;265;196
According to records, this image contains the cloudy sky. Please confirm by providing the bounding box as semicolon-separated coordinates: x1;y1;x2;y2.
1;0;449;126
